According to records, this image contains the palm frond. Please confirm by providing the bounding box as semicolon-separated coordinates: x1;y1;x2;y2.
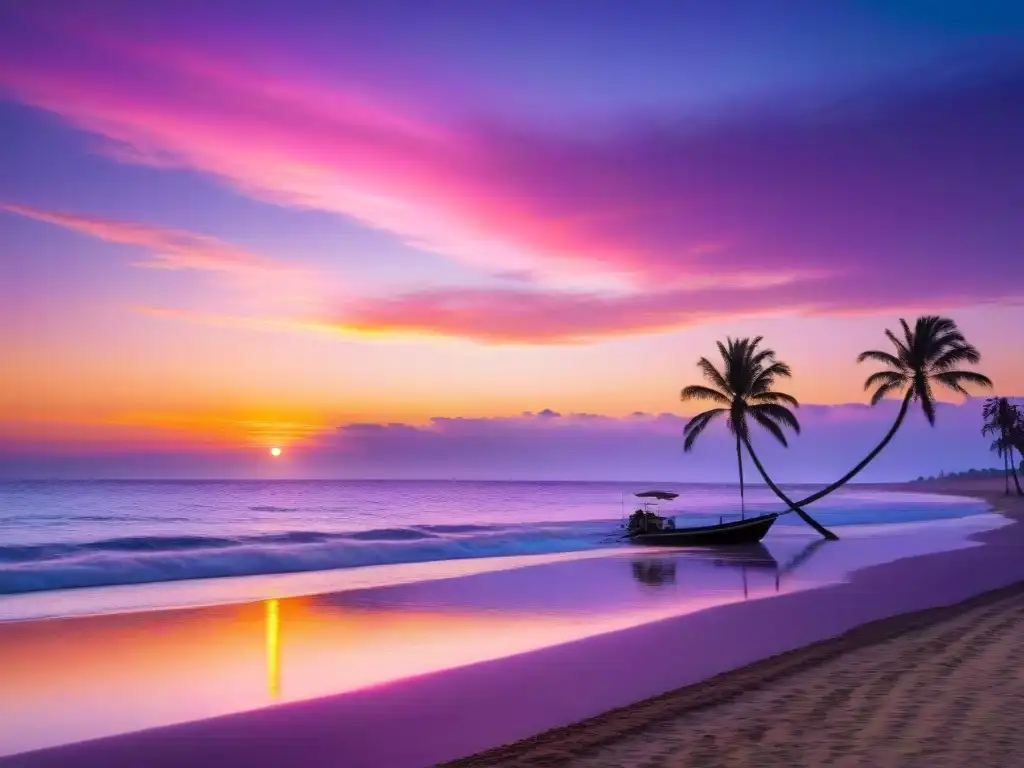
933;370;993;395
899;318;917;351
716;340;731;370
750;361;792;394
749;391;800;408
885;329;912;362
749;402;801;433
682;335;799;456
863;370;905;391
918;379;937;425
857;349;903;369
931;344;981;370
870;379;905;405
982;397;1003;420
749;347;778;370
696;357;732;396
680;384;731;405
750;410;789;447
682;408;726;451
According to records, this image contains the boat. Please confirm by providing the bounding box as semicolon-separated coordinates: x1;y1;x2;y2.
634;490;679;500
628;513;777;546
623;490;777;546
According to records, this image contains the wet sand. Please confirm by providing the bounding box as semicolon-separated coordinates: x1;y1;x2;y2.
446;481;1024;768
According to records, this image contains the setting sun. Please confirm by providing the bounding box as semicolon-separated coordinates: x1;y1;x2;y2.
269;447;282;457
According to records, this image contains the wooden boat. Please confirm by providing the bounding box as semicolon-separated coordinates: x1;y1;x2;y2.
628;512;777;546
623;490;776;546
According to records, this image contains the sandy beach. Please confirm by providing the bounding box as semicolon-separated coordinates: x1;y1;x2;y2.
446;480;1024;768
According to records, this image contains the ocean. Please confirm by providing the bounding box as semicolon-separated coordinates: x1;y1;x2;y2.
0;479;991;596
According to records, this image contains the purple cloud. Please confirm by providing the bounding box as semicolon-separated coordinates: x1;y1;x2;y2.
3;399;1013;482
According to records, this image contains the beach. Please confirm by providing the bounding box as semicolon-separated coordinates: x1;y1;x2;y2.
446;481;1024;768
3;480;1024;766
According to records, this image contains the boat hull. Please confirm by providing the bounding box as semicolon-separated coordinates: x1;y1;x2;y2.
628;513;777;547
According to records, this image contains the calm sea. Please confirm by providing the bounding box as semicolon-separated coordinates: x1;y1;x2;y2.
0;480;989;595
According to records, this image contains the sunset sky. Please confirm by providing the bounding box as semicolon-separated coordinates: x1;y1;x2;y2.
2;1;1022;479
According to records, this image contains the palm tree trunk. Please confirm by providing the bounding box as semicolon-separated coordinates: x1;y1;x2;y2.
735;432;746;519
741;433;839;541
1006;445;1012;496
793;390;914;508
1011;446;1024;497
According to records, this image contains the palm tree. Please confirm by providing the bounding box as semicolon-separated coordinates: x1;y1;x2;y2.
983;397;1024;496
1014;419;1024;478
681;337;837;540
787;316;992;508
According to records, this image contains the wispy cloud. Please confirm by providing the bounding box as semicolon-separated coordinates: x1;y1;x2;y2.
327;284;819;344
1;203;283;276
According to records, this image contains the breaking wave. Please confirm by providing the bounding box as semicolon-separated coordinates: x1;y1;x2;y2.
0;521;616;595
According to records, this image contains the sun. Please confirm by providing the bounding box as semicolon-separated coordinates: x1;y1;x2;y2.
269;447;282;457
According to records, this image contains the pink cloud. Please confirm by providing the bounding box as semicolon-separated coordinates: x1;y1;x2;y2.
330;284;824;344
1;204;283;276
1;8;1023;342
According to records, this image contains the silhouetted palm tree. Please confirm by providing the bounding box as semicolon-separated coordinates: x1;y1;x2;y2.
681;337;837;540
983;397;1024;496
788;316;992;508
1015;421;1024;477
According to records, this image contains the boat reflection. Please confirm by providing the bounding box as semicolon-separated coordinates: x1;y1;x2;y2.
631;559;677;586
629;538;830;597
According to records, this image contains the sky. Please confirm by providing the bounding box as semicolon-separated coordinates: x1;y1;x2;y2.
1;0;1022;480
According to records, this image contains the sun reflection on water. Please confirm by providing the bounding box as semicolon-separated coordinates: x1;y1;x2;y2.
266;599;280;699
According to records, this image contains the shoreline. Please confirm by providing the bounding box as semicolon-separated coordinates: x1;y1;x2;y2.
442;478;1024;767
5;480;1023;766
0;481;992;622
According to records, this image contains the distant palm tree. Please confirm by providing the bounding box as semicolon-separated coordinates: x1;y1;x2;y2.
983;397;1024;496
788;316;992;508
681;337;837;540
1015;420;1024;477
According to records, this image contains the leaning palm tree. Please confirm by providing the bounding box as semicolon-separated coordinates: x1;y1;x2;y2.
681;337;838;540
788;316;992;508
983;397;1024;496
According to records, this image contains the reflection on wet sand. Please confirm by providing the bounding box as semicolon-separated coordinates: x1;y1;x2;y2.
0;542;825;757
266;599;279;700
631;560;676;586
629;539;829;597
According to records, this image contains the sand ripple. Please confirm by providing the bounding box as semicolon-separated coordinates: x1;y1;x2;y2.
448;581;1024;768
